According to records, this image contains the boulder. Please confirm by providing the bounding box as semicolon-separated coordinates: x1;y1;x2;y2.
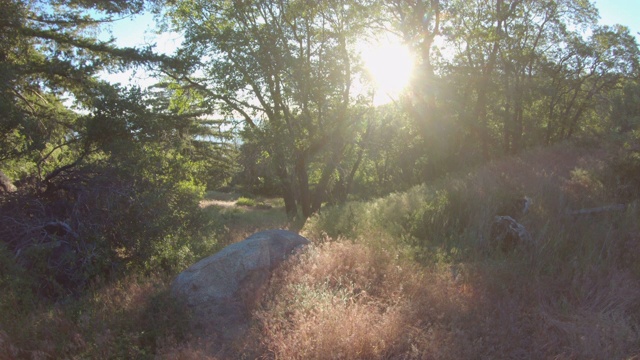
489;215;533;252
171;229;309;340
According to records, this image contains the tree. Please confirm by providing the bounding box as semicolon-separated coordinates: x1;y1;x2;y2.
386;0;441;132
159;0;378;218
0;0;237;295
0;0;155;179
540;25;639;143
434;0;639;156
494;0;599;152
446;0;521;159
608;79;640;133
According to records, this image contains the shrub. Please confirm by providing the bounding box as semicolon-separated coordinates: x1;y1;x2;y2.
610;132;640;200
0;163;217;298
305;178;487;264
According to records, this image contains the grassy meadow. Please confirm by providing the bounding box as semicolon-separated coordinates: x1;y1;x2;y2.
2;141;640;359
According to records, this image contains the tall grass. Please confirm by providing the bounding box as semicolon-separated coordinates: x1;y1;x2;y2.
4;142;640;358
182;142;640;359
0;275;191;359
241;240;478;359
294;142;640;359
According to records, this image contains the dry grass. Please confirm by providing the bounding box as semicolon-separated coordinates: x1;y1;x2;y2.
0;275;190;359
233;240;480;359
4;142;640;359
288;142;640;359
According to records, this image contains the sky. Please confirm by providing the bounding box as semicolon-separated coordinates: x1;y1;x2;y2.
592;0;640;37
96;12;174;87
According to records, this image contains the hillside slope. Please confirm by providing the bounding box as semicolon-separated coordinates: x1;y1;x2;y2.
230;141;640;359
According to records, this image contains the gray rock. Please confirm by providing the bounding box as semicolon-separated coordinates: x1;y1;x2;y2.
171;229;309;340
489;216;533;252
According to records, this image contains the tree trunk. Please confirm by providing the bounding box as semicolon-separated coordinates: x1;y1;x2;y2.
281;183;297;219
503;73;513;154
503;108;512;154
312;157;339;213
510;76;524;154
343;145;365;202
294;153;313;219
474;78;494;160
275;164;297;219
473;0;510;159
513;98;524;153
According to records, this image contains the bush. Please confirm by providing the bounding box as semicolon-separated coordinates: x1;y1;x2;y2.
305;179;485;264
610;131;640;200
0;163;216;298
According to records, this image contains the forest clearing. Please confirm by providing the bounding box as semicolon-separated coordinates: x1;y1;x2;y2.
1;0;640;358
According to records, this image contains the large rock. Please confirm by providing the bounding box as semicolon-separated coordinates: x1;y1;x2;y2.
171;229;309;340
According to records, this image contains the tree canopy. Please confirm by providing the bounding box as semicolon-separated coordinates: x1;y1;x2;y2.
1;0;638;218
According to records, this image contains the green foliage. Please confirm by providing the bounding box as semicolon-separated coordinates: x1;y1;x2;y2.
160;0;381;217
0;0;235;296
234;128;282;196
306;180;479;264
0;0;156;168
0;166;215;298
610;131;640;200
0;243;39;319
236;196;257;207
0;72;227;298
609;80;640;133
565;167;606;206
0;275;191;359
2;0;640;357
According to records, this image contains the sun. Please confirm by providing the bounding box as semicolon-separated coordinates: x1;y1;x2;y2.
361;38;415;105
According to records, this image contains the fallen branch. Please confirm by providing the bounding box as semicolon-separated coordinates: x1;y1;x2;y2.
567;204;626;216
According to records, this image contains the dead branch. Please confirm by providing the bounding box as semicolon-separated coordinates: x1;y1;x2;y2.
567;204;627;216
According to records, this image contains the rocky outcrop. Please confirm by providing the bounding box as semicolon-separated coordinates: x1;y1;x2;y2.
171;229;309;340
489;216;533;252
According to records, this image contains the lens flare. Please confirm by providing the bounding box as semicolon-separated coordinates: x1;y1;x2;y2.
361;41;414;105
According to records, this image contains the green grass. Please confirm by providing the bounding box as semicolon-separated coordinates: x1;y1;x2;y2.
235;196;257;207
